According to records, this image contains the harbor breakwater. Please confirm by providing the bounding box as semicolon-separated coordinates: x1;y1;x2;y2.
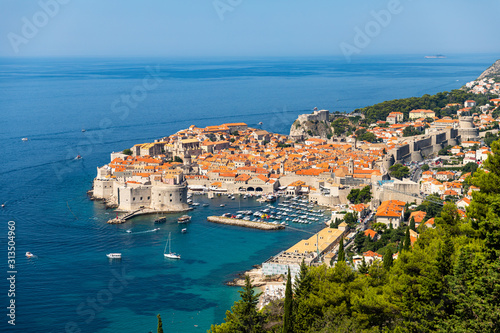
207;216;285;230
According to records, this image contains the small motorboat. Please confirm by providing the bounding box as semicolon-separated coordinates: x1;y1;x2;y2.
22;138;28;141
202;203;209;207
220;204;225;207
153;228;160;232
75;155;82;160
181;228;187;233
106;253;122;259
126;229;132;233
26;252;35;258
258;122;263;125
81;129;86;132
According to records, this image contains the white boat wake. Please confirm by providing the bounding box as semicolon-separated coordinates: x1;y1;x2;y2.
125;228;160;234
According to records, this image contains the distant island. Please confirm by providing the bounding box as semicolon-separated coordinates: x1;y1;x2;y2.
424;54;446;59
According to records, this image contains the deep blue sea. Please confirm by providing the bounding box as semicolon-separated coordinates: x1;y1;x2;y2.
0;54;497;332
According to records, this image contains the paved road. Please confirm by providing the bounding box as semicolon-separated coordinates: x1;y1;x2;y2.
412;166;422;182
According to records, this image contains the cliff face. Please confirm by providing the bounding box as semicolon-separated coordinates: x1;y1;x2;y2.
478;59;500;80
289;119;332;140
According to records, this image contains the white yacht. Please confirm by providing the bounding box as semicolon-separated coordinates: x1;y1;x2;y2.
164;232;181;259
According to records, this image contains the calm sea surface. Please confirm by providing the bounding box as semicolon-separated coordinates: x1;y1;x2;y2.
0;54;496;332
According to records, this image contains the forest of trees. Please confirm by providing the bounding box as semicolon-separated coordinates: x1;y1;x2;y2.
208;139;500;333
355;90;497;124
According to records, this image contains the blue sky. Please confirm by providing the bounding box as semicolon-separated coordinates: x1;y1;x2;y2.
1;0;499;57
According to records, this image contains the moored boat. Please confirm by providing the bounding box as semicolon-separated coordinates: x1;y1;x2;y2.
154;216;166;223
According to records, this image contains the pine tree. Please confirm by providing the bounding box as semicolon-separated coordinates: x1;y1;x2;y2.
383;248;393;270
403;227;411;251
209;275;263;333
337;238;345;262
157;314;163;333
236;275;263;332
441;236;454;272
410;216;416;231
283;267;293;333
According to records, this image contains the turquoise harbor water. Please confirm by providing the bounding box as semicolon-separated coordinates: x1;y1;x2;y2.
0;54;497;332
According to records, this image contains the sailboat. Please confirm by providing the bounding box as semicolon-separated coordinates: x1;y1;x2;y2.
164;232;181;259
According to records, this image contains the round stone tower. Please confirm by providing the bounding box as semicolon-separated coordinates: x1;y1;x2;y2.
458;116;479;141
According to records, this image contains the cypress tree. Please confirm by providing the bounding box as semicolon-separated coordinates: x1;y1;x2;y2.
358;256;369;274
337;237;345;262
157;314;163;333
403;227;411;251
410;216;416;231
283;267;293;333
294;259;310;299
383;248;393;270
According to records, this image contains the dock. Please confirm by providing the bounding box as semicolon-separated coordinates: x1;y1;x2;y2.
207;216;285;230
106;208;190;224
107;209;142;224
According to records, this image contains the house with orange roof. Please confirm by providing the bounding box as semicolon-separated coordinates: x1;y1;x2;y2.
461;141;480;148
456;197;471;210
375;200;405;228
409;109;435;120
362;250;383;265
436;170;455;181
364;229;378;240
421;170;435;179
422;217;434;229
409;211;426;226
450;146;462;155
464;100;476;108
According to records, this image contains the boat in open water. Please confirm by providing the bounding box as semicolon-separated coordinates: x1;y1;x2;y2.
26;252;35;258
164;232;181;259
106;253;121;259
178;215;191;224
